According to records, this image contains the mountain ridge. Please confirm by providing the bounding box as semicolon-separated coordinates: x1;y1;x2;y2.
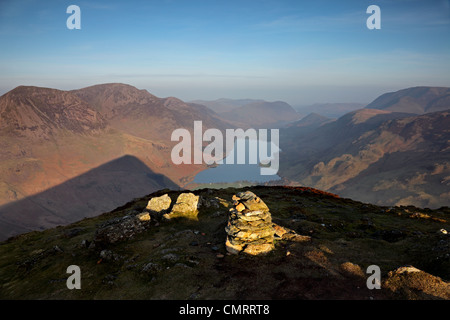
0;85;108;139
295;102;365;119
0;83;229;240
218;100;300;128
189;98;265;114
72;83;230;140
366;86;450;114
190;98;300;128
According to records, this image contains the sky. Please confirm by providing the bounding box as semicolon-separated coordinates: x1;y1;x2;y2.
0;0;449;106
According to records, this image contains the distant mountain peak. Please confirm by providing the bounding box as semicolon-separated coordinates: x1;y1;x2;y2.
71;83;160;119
0;85;107;138
303;112;329;120
217;100;300;128
289;112;331;128
163;96;185;108
366;86;450;114
190;98;266;114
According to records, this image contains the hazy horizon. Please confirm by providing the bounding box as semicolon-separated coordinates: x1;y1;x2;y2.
0;82;377;107
1;0;449;106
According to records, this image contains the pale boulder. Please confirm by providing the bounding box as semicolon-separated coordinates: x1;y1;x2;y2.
146;194;171;213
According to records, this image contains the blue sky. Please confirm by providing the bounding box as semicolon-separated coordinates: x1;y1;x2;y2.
0;0;449;105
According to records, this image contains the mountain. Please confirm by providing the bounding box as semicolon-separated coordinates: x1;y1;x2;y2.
288;112;332;128
72;83;229;140
295;102;365;119
281;113;334;140
279;109;450;208
189;98;264;114
281;108;414;163
0;186;448;300
218;100;300;128
0;83;232;240
366;86;450;114
0;85;107;139
191;98;300;128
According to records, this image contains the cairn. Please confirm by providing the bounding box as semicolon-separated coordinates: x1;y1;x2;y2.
225;191;275;255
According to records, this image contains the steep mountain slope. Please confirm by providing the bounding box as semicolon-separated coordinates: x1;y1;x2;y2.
295;102;365;119
366;86;450;114
280;113;334;142
281;109;413;164
279;109;450;208
0;155;179;240
0;86;107;139
288;112;332;128
0;86;121;208
0;84;232;240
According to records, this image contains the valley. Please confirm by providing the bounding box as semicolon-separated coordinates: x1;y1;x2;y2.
0;84;449;241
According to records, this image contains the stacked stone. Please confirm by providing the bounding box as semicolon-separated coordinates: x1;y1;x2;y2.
225;191;275;255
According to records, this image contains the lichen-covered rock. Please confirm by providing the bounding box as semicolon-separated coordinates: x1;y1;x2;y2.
164;193;199;220
146;194;171;213
94;213;151;245
339;262;365;278
273;224;288;238
243;243;274;255
225;238;243;255
136;212;151;221
233;191;269;213
383;266;450;299
272;223;311;242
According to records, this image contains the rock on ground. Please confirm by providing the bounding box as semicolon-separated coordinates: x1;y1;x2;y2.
94;213;151;245
383;266;450;300
146;194;171;213
164;193;199;220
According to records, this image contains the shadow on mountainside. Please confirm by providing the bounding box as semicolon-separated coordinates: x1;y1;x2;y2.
0;155;180;240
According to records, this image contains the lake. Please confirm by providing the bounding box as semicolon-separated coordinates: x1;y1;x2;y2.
193;138;281;184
